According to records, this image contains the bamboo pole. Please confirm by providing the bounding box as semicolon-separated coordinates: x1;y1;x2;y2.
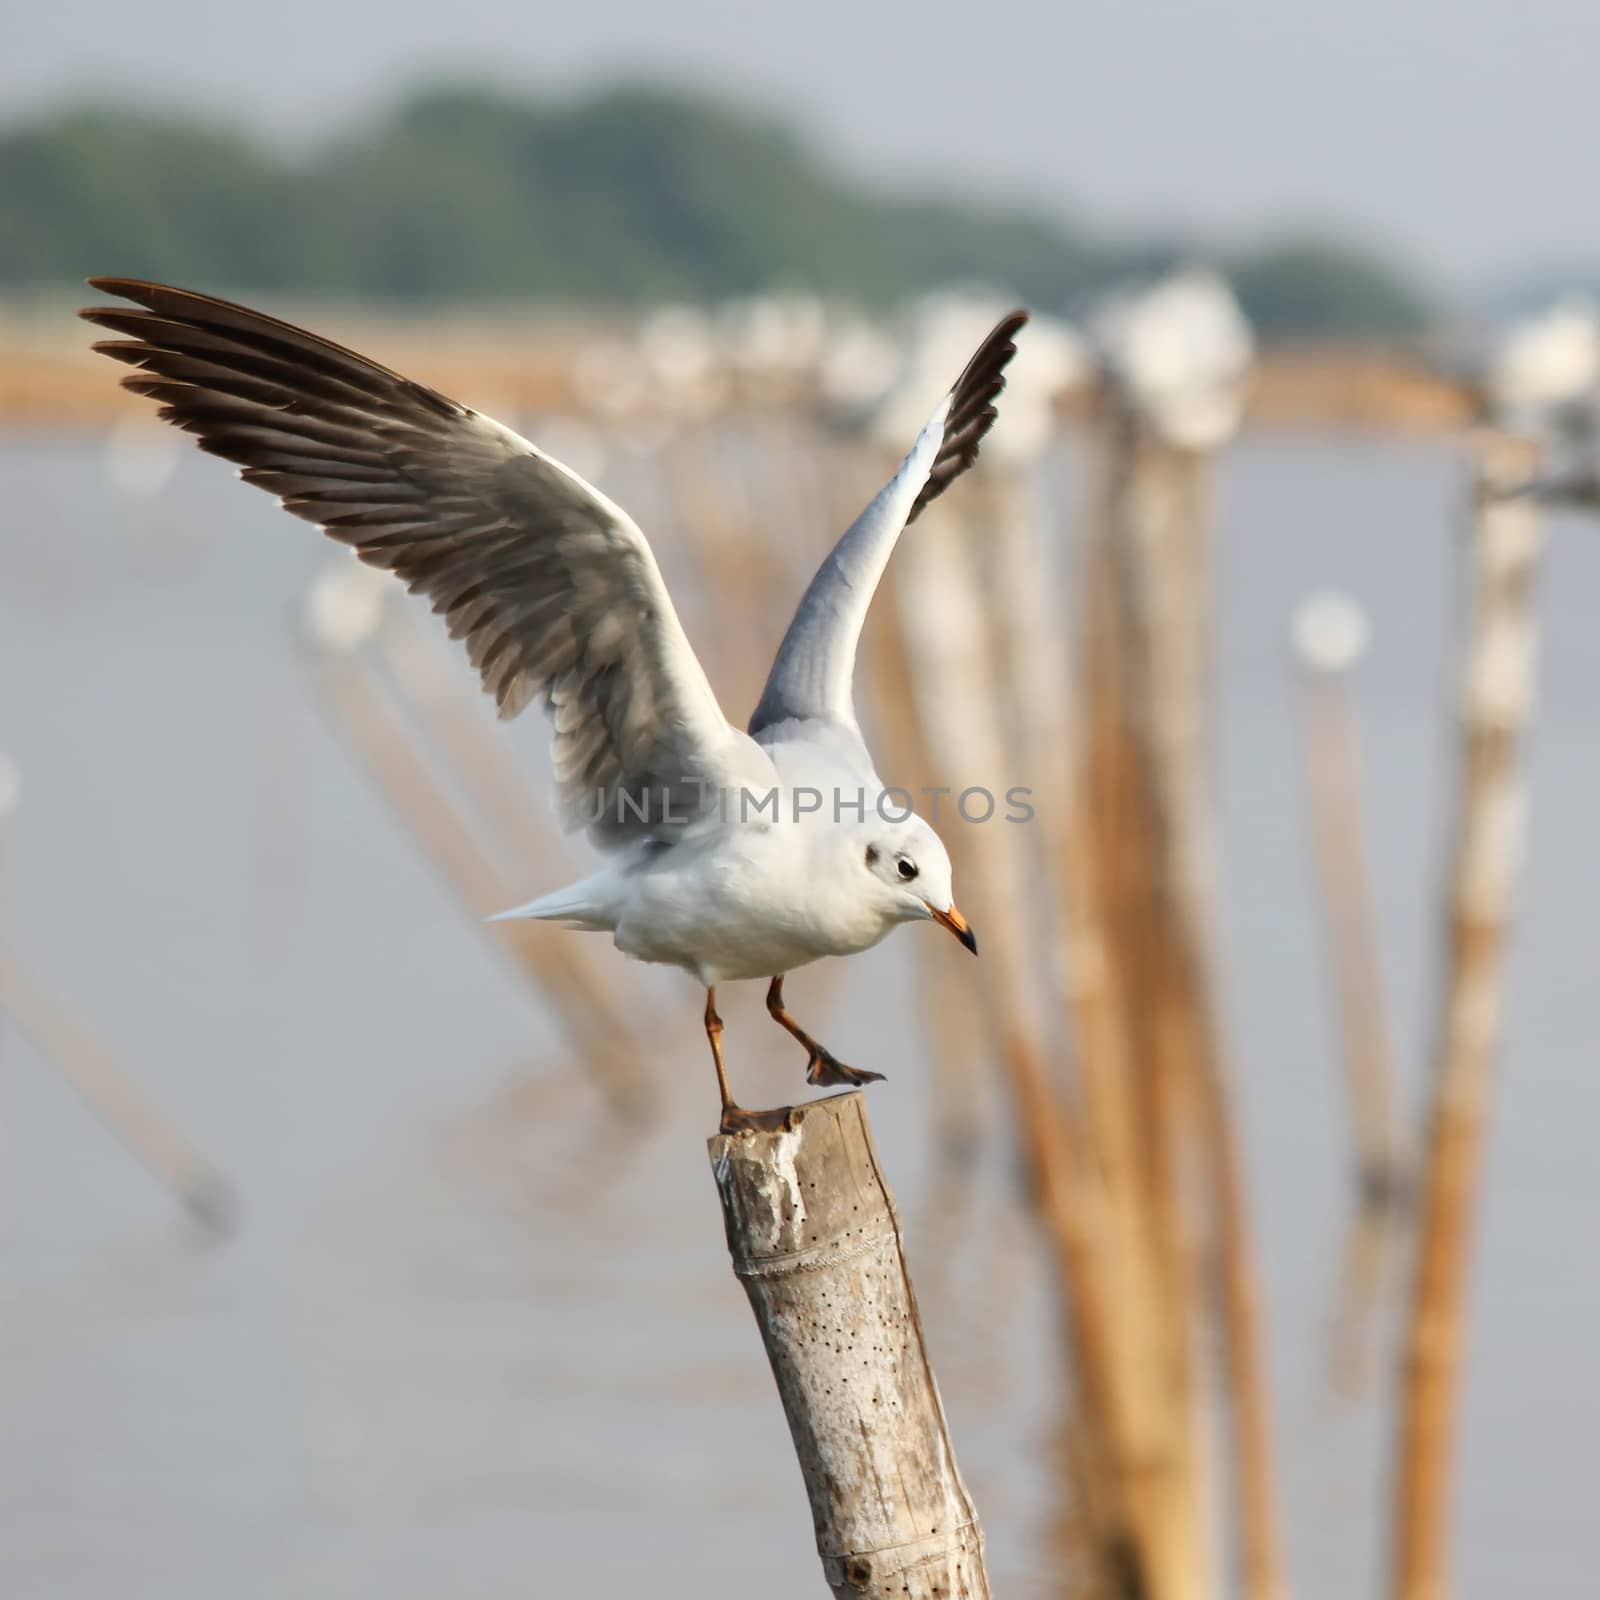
969;464;1218;1597
708;1090;991;1600
1047;465;1156;1462
1102;411;1285;1600
1281;590;1403;1395
1;953;236;1229
896;501;1193;1599
1327;1202;1396;1399
1389;432;1544;1600
1291;593;1408;1213
964;462;1155;1251
1078;414;1214;1599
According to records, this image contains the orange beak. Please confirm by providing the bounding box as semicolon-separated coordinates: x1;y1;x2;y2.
931;904;978;955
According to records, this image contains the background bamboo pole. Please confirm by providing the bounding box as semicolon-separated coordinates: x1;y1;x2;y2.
1;955;237;1229
1078;411;1217;1600
966;465;1222;1599
1085;396;1292;1600
1291;592;1408;1213
1389;432;1545;1600
1289;587;1402;1458
708;1090;991;1600
897;497;1195;1599
1113;419;1283;1600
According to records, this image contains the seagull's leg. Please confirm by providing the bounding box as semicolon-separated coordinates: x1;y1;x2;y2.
708;987;793;1134
705;988;735;1109
765;976;886;1088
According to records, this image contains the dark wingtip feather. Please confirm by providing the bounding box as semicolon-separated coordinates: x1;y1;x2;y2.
84;276;179;304
80;277;154;319
905;308;1030;525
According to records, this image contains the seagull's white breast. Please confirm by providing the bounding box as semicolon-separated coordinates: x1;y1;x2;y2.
610;737;895;985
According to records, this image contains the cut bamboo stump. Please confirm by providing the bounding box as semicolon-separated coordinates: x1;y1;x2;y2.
708;1091;991;1599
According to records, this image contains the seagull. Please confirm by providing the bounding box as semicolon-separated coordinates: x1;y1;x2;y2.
81;280;1027;1130
1091;267;1253;450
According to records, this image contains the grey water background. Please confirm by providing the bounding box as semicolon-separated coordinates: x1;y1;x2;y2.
2;430;1597;1597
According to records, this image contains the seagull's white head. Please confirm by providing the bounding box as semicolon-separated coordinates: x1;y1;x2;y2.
859;816;977;954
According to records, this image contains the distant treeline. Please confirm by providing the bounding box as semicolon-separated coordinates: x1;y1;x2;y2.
1;82;1434;337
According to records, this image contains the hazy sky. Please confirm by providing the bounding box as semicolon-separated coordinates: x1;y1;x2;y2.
9;0;1600;293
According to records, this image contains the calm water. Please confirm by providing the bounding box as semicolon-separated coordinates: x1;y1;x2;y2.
1;429;1597;1598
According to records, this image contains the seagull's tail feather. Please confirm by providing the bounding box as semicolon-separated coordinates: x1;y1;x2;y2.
489;877;616;932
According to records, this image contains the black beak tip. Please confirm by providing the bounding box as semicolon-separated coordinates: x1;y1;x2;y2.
960;925;979;956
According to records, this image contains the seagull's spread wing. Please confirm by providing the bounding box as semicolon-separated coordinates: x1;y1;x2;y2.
81;278;767;849
748;310;1027;740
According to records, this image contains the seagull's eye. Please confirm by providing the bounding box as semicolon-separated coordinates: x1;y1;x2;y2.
896;856;918;882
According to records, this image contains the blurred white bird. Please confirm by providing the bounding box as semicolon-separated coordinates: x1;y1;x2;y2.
1091;267;1255;450
1484;294;1600;443
83;280;1026;1128
1482;294;1600;506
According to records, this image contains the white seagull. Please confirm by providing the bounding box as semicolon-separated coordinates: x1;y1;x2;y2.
82;280;1027;1129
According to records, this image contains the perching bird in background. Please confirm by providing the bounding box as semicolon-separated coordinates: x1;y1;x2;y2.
1478;294;1600;507
81;281;1026;1130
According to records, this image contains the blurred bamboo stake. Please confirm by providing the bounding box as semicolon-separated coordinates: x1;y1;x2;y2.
1327;1204;1395;1399
1291;595;1406;1395
983;461;1146;1251
1151;443;1282;1600
1103;411;1286;1600
1080;418;1214;1599
967;465;1164;1246
1390;433;1544;1600
971;467;1216;1596
899;504;1193;1599
304;576;654;1120
1292;594;1408;1211
2;952;236;1229
708;1090;991;1600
